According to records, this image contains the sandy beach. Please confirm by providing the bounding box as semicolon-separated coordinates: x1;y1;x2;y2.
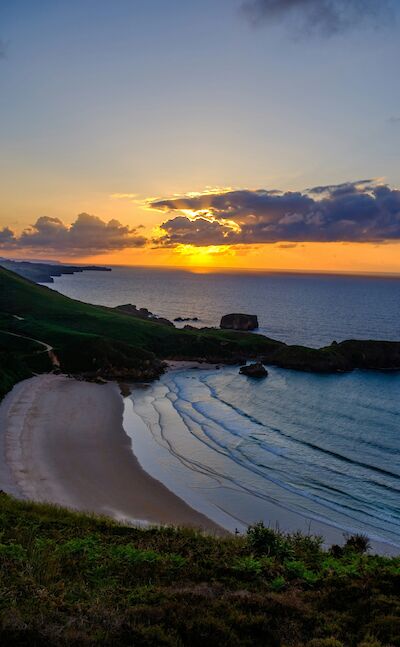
0;374;222;531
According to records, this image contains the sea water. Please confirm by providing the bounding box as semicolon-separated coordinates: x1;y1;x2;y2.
47;266;400;347
47;267;400;547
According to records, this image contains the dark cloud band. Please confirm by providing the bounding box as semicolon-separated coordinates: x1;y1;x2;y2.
241;0;392;36
152;180;400;246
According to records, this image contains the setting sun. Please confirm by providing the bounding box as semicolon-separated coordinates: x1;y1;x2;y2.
174;244;236;265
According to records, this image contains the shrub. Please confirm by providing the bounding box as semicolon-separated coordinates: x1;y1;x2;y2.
0;542;27;561
284;559;318;585
289;530;324;567
270;575;286;591
233;556;263;577
246;522;294;560
110;544;162;565
344;533;371;554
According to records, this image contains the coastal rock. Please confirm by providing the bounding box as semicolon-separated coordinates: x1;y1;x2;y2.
239;362;268;378
114;304;174;327
91;376;108;384
220;313;259;331
119;382;132;397
174;316;199;322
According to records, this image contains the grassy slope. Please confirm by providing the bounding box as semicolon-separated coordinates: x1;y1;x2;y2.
0;267;279;359
0;330;52;399
0;493;399;646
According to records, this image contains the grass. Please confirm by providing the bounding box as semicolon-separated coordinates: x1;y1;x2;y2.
0;329;52;399
0;267;282;398
0;494;398;646
0;267;279;356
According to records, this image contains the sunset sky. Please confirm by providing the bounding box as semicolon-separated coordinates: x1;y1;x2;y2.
1;0;400;273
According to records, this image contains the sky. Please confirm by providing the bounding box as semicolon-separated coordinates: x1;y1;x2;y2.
1;0;400;273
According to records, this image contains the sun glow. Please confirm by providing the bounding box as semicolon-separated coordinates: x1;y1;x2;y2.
174;244;235;265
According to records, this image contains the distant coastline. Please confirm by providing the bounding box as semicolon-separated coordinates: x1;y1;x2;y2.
0;258;111;284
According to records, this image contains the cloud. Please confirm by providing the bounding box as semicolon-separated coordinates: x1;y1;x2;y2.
241;0;393;36
0;227;15;245
110;193;139;200
388;116;400;124
154;216;238;248
0;213;147;256
151;180;400;246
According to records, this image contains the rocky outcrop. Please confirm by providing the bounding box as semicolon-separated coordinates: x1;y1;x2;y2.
114;304;174;327
258;339;400;373
174;316;199;322
239;362;268;378
220;313;259;331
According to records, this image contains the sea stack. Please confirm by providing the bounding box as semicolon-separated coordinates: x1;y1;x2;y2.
220;313;259;331
239;362;268;378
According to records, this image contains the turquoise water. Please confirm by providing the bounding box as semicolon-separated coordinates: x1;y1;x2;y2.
48;268;400;547
125;365;400;549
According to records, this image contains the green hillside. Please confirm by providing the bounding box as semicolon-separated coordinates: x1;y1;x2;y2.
0;267;281;398
0;493;399;646
1;266;400;400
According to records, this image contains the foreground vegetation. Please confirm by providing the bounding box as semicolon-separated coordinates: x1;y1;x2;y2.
0;494;398;646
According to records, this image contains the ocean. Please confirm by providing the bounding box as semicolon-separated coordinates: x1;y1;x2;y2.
46;267;400;549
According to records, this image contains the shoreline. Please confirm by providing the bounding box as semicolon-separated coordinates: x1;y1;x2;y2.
0;374;224;533
126;365;400;556
1;369;398;555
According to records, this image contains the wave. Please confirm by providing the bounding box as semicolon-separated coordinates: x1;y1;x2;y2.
123;366;400;549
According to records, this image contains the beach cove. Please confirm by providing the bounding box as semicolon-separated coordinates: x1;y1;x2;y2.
1;365;400;555
0;373;222;532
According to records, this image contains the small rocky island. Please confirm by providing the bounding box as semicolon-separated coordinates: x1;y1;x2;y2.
239;362;268;378
174;316;199;323
220;313;259;331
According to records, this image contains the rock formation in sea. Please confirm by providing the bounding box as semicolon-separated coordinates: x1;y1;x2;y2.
239;362;268;378
174;316;199;322
220;313;259;331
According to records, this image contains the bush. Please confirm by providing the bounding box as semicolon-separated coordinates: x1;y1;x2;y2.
270;576;286;591
233;556;263;577
284;559;318;585
344;533;371;554
246;522;294;559
0;542;27;561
